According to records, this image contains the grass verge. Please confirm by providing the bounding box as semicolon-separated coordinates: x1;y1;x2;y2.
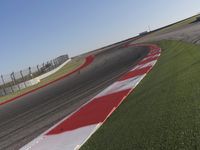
153;15;199;35
139;14;200;42
81;40;200;150
0;57;84;103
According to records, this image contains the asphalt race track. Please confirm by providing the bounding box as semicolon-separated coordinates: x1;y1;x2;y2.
0;43;149;150
134;21;200;44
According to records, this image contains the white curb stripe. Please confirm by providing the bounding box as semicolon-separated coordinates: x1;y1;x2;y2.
20;44;161;150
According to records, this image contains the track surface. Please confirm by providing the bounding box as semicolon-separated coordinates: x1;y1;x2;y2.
0;44;149;150
134;22;200;44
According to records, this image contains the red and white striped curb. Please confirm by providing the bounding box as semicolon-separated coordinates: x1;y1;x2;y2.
20;44;161;150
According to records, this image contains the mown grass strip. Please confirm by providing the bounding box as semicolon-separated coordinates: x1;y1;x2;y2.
81;40;200;150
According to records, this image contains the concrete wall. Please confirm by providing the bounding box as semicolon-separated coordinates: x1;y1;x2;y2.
0;59;71;96
37;59;71;80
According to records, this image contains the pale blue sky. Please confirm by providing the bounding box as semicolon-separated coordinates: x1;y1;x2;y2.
0;0;200;74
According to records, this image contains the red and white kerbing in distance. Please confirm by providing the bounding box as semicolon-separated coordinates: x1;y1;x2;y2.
20;44;161;150
0;55;94;106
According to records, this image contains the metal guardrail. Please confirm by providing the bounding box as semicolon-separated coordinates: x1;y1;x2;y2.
0;54;69;96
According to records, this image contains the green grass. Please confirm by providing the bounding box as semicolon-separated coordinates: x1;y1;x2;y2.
158;15;198;32
146;14;200;38
81;40;200;150
0;57;84;103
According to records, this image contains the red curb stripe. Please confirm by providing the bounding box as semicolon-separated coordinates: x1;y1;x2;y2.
119;66;152;81
138;57;158;65
0;55;94;106
46;44;161;136
20;44;161;150
46;89;130;135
